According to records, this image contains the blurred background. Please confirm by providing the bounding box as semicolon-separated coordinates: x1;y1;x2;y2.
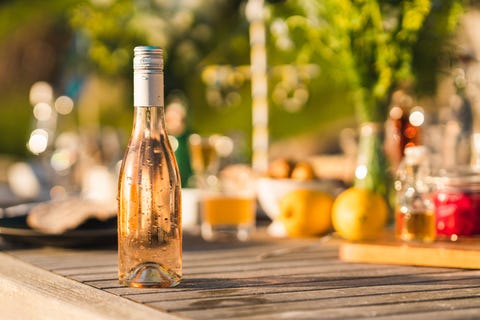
1;0;480;206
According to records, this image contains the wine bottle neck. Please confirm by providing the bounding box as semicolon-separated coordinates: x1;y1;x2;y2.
133;107;166;138
131;46;166;137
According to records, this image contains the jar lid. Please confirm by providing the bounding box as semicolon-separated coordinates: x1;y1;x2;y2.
430;167;480;191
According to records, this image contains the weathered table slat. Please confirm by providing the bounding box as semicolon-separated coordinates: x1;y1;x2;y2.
194;296;480;320
3;233;480;319
0;252;184;320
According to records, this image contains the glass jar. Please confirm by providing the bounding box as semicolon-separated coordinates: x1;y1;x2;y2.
432;168;480;240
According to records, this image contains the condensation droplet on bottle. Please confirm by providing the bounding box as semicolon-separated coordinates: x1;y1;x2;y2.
147;230;153;244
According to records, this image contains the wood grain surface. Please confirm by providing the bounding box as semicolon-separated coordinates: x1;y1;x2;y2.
2;233;480;319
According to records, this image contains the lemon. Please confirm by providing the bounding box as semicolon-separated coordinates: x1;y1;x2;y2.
278;189;334;237
331;187;388;241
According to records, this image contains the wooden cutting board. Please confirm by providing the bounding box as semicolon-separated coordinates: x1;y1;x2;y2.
339;235;480;269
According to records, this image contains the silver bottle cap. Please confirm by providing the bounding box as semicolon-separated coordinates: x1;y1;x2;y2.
133;46;163;72
133;46;164;107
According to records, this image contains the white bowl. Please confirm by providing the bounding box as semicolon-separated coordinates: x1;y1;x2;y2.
256;177;341;221
182;188;202;231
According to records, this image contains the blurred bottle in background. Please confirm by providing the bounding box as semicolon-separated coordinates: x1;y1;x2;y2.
442;67;474;169
385;89;424;171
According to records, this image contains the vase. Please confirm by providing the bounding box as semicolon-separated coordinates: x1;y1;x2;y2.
354;122;392;204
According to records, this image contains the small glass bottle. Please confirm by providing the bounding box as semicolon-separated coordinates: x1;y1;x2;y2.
395;146;435;242
386;90;423;170
118;46;182;288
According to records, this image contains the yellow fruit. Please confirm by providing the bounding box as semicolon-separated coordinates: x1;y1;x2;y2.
278;189;334;237
267;158;294;179
331;187;388;241
291;162;316;181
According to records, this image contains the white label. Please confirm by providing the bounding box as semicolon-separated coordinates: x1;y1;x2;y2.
133;72;164;107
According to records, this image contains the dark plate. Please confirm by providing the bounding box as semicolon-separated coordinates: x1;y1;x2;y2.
0;204;117;248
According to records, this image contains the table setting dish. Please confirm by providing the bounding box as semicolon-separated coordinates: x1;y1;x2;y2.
0;199;117;247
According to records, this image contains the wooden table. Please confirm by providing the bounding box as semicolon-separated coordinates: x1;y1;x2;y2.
1;231;480;320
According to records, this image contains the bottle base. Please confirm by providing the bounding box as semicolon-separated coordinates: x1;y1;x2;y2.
120;262;181;288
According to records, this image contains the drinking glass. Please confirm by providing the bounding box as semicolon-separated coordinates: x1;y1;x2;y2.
200;164;256;242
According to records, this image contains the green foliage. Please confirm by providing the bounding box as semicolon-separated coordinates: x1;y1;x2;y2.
413;1;464;95
69;1;145;76
0;0;78;41
268;0;463;195
0;0;464;159
67;0;256;147
68;0;246;78
0;0;79;157
269;0;464;123
65;0;464;158
0;91;31;157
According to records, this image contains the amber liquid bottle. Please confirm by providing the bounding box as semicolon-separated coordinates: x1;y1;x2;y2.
118;46;182;287
395;146;435;243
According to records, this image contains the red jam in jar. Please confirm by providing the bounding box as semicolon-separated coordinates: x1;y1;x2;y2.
432;170;480;237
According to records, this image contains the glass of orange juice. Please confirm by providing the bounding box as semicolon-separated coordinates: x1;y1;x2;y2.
200;164;256;241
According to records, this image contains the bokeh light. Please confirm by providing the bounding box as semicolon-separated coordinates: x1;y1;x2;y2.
50;149;75;172
33;102;53;121
54;95;74;115
29;81;53;105
389;106;403;120
169;135;179;152
165;100;187;136
409;107;425;127
214;135;234;157
355;164;368;180
7;162;41;199
28;129;49;154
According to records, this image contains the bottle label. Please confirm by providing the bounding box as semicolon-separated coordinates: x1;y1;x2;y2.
133;72;164;107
